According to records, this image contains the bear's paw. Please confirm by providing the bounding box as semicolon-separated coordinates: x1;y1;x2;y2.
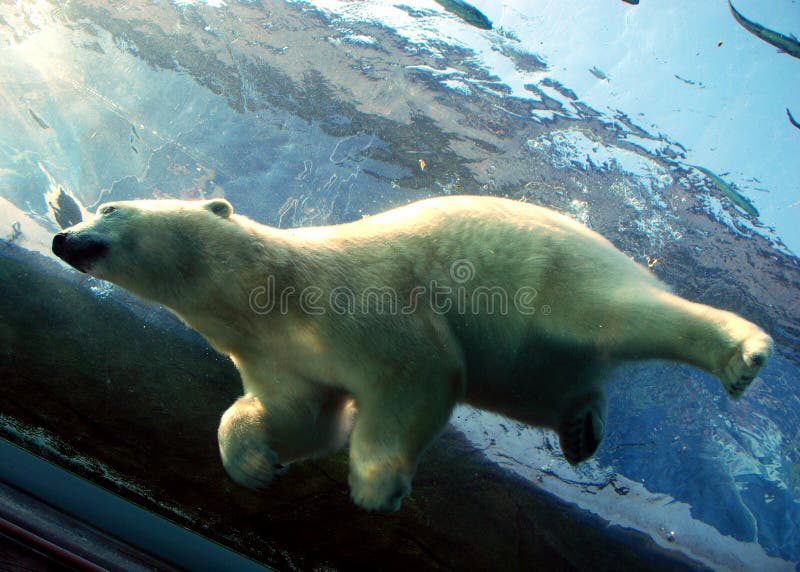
558;401;605;465
220;437;286;490
349;464;411;512
721;331;773;400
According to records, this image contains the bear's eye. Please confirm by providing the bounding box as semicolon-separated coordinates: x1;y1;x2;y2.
100;206;117;216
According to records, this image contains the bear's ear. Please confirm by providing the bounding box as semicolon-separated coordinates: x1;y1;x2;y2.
205;199;233;218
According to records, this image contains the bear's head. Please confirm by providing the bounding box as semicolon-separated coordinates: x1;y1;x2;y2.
52;198;234;304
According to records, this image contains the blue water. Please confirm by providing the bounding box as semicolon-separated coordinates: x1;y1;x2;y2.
0;0;798;568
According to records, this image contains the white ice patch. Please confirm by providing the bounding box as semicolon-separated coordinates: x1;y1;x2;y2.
289;1;545;101
406;64;466;78
173;0;226;8
526;129;672;185
527;109;560;123
343;34;378;46
441;79;472;95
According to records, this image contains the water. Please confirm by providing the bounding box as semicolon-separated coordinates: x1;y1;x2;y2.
0;0;798;569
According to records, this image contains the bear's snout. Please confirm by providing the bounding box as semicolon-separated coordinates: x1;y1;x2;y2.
52;232;67;257
52;232;108;273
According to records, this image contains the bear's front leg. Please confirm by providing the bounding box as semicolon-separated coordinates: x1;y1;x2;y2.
347;370;462;512
348;420;415;513
218;387;355;491
218;394;283;490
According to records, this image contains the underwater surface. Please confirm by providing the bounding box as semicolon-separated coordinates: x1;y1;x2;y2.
0;0;798;569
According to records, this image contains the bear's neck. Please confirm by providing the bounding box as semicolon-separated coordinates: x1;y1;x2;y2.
163;217;325;358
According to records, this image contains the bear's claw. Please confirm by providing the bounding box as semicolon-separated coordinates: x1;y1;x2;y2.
558;403;605;465
721;332;773;400
220;438;284;490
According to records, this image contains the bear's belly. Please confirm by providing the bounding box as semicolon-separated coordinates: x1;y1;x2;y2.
461;339;606;428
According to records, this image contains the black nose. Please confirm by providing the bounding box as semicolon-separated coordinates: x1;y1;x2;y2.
52;232;67;257
51;232;108;273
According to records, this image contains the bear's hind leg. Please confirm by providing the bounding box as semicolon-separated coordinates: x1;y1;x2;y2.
596;289;773;400
218;388;355;490
557;391;607;465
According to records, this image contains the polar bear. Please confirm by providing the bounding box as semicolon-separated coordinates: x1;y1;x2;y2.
52;196;773;511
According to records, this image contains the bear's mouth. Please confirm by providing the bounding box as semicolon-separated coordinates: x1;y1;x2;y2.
52;232;109;273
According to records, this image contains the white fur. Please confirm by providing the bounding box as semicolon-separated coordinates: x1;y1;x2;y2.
62;196;773;511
